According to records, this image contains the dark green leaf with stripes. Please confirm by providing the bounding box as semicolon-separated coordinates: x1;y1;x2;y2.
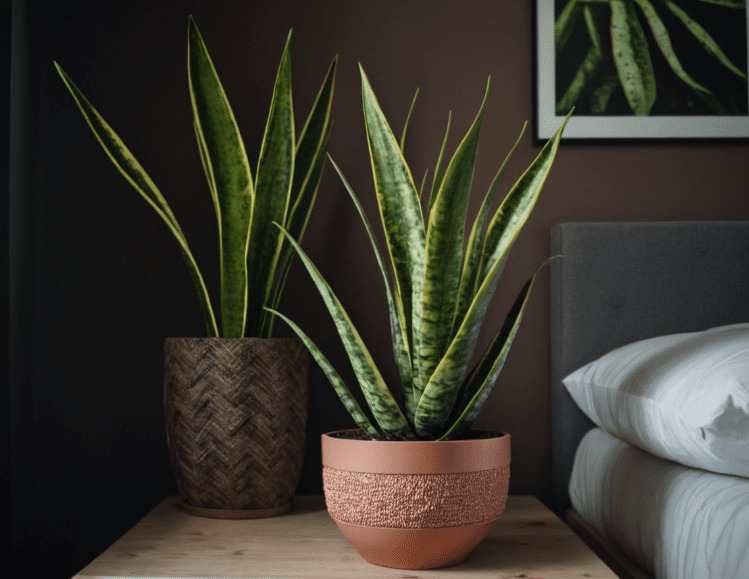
247;32;295;337
188;16;253;337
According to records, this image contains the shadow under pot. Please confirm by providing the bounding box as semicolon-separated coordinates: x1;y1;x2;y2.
164;337;308;519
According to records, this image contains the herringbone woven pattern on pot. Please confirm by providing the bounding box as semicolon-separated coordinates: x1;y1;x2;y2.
164;337;308;511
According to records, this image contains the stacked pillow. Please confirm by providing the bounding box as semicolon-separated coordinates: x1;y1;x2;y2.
562;323;749;478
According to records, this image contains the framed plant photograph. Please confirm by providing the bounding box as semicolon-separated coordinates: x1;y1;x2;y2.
534;0;749;141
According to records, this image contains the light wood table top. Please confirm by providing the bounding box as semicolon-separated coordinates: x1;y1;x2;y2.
73;495;617;578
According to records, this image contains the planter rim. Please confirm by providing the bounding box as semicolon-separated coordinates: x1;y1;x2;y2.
322;429;510;474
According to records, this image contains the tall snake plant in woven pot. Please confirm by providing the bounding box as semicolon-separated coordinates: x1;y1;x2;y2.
269;67;570;568
56;17;337;518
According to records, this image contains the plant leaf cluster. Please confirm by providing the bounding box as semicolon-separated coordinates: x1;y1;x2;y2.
269;67;571;441
556;0;747;115
56;16;337;337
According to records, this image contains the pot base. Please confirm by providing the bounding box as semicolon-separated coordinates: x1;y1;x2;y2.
332;518;495;570
182;501;291;519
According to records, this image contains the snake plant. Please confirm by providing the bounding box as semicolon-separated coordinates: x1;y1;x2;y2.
55;16;337;338
555;0;747;115
268;66;571;441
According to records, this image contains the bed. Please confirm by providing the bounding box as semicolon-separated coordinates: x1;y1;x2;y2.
549;221;749;579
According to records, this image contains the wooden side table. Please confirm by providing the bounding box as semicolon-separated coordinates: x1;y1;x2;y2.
72;495;618;578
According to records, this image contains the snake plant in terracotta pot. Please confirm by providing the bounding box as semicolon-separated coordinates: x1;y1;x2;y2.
268;66;570;568
55;16;337;518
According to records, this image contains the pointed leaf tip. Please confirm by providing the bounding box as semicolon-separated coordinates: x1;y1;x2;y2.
359;63;370;83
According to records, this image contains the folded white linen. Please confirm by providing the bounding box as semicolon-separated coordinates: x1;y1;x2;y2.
570;428;749;579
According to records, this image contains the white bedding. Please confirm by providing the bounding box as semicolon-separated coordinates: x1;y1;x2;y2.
570;428;749;579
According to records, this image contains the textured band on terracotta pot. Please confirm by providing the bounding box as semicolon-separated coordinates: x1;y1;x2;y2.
323;466;509;528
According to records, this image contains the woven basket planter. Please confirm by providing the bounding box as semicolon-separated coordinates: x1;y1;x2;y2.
164;337;308;519
322;429;510;569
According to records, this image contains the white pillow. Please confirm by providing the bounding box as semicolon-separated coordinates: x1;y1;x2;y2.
563;323;749;478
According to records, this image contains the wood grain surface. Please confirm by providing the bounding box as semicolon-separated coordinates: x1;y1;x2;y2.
72;495;618;578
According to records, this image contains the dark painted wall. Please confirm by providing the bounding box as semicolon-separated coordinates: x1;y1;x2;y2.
10;0;749;576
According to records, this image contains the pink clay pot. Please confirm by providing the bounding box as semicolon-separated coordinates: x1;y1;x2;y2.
321;429;511;570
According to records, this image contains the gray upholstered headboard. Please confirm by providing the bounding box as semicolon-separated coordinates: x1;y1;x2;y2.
549;221;749;516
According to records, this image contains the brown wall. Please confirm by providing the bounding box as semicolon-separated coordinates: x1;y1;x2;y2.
11;0;749;575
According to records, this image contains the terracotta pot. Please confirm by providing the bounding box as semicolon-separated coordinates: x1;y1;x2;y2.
321;429;511;569
164;337;308;519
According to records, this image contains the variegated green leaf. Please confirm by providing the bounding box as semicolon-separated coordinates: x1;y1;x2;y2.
188;16;253;338
193;120;219;215
328;157;416;425
590;72;621;113
360;65;426;383
419;168;430;203
265;56;337;336
273;223;416;440
632;0;712;97
248;32;295;337
285;124;332;242
286;55;338;241
265;122;333;337
266;308;382;439
555;0;583;55
413;111;571;438
477;110;571;292
694;0;745;7
450;122;526;343
556;45;603;114
584;3;605;51
611;0;657;115
439;257;556;440
428;112;452;218
663;0;747;79
556;3;608;113
417;79;489;392
400;87;420;152
55;62;219;337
